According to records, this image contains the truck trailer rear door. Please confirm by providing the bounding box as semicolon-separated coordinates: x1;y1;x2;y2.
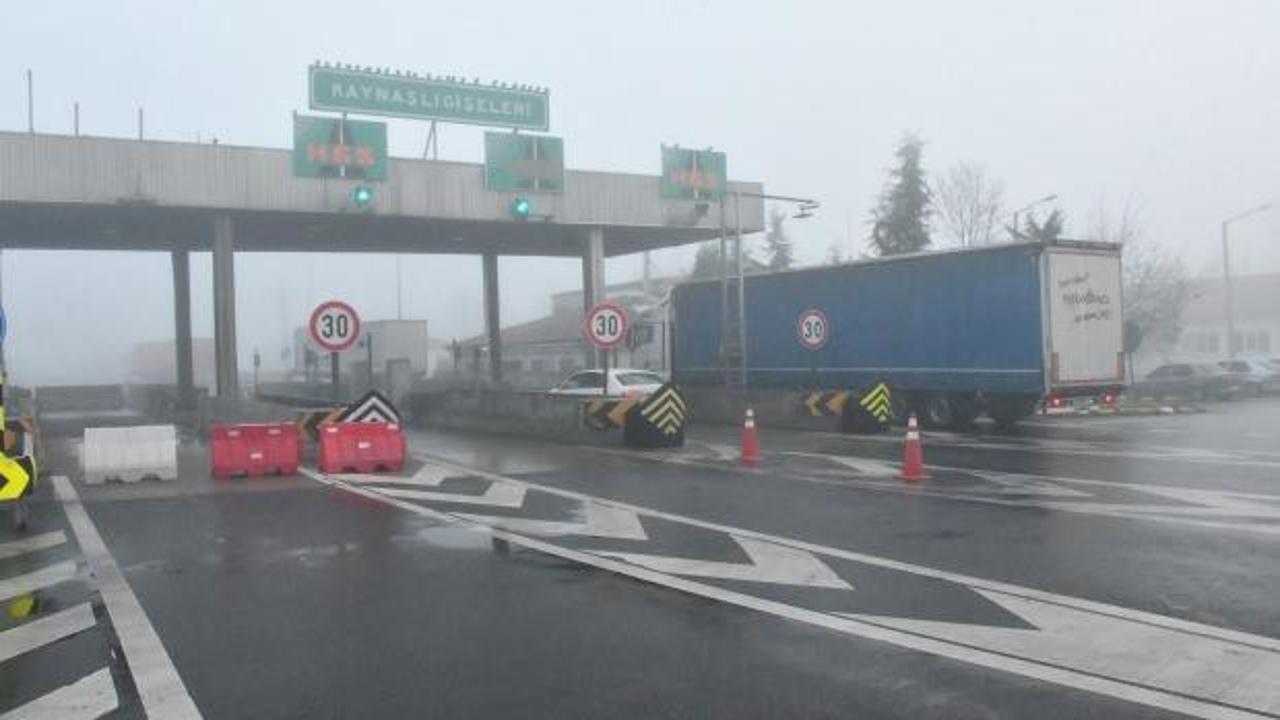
1044;246;1125;390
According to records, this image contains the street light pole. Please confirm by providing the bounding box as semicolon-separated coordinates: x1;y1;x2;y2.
1009;194;1059;239
722;190;818;391
1221;203;1272;358
735;192;746;389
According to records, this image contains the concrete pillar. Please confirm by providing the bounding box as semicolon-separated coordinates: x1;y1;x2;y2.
212;215;239;398
170;249;195;409
482;252;502;384
581;227;605;368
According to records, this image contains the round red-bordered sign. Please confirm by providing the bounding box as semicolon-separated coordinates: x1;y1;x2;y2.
796;308;829;351
309;300;362;352
583;302;630;349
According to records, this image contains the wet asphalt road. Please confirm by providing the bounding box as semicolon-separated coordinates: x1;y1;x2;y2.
3;397;1278;719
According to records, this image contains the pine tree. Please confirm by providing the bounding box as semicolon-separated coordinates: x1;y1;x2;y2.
689;241;724;278
869;134;932;256
763;210;794;271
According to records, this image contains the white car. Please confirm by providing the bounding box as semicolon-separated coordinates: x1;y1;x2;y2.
549;368;666;397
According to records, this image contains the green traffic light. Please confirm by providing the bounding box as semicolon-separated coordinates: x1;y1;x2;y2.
510;197;531;220
353;185;374;208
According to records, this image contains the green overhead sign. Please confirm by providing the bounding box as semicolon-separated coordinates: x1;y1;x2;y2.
309;64;550;131
485;133;564;193
660;146;727;201
292;115;387;181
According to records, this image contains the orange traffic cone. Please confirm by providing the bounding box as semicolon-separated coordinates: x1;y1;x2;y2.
901;413;928;481
740;407;760;465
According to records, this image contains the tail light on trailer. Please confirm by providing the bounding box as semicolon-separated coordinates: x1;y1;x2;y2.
1100;392;1118;407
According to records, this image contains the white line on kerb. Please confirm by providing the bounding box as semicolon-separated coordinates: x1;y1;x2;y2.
302;463;1280;720
52;476;203;720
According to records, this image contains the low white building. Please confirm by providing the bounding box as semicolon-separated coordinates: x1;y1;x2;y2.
1134;273;1279;375
290;319;450;382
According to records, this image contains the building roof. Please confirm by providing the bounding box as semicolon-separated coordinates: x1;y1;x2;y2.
1184;273;1280;325
470;311;586;348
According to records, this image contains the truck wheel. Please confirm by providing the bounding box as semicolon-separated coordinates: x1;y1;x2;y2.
922;394;956;429
988;395;1037;429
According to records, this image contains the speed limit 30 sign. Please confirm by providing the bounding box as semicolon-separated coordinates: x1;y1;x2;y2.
584;302;630;349
310;300;362;352
797;308;829;351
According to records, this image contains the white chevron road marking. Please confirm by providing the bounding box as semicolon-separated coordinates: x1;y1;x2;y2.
601;535;852;590
455;502;647;541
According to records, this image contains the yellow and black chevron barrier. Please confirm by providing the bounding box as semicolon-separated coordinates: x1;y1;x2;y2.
801;390;850;418
859;383;892;424
296;408;344;440
0;378;35;502
583;397;640;431
639;385;687;436
626;383;686;448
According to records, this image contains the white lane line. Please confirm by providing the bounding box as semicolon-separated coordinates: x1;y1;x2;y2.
0;532;67;561
843;588;1280;713
805;429;1280;468
409;454;1280;653
52;476;203;720
0;603;97;664
0;667;118;720
601;444;1280;536
303;466;1279;720
0;562;78;603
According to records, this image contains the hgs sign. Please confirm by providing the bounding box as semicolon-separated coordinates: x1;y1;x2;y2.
292;115;387;181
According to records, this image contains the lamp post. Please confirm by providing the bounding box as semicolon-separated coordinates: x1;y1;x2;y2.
719;191;819;389
1222;203;1272;358
1009;194;1059;239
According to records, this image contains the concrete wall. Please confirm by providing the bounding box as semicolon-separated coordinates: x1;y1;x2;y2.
407;388;619;445
678;385;845;433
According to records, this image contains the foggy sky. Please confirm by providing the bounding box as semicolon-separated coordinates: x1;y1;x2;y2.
2;0;1278;384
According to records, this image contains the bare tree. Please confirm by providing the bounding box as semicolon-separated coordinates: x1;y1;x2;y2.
933;162;1004;248
825;239;846;265
1090;202;1193;371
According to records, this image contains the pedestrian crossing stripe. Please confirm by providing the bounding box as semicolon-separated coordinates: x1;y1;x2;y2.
0;528;120;717
338;390;402;424
639;384;686;436
860;383;892;423
802;391;849;417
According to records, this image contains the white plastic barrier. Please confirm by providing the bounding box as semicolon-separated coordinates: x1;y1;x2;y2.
82;425;178;484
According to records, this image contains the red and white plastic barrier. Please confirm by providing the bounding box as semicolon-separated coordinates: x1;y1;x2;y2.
316;422;406;475
210;423;301;478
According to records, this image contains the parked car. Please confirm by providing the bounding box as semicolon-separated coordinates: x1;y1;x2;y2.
1131;363;1241;401
548;368;666;397
1218;359;1280;396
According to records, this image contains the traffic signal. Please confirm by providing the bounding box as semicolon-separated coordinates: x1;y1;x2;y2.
509;197;531;220
352;185;374;209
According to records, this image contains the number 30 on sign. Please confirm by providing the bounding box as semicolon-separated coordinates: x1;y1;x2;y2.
310;300;362;352
797;308;828;351
584;302;630;350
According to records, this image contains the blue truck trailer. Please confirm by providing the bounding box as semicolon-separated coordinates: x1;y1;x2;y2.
671;240;1125;427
